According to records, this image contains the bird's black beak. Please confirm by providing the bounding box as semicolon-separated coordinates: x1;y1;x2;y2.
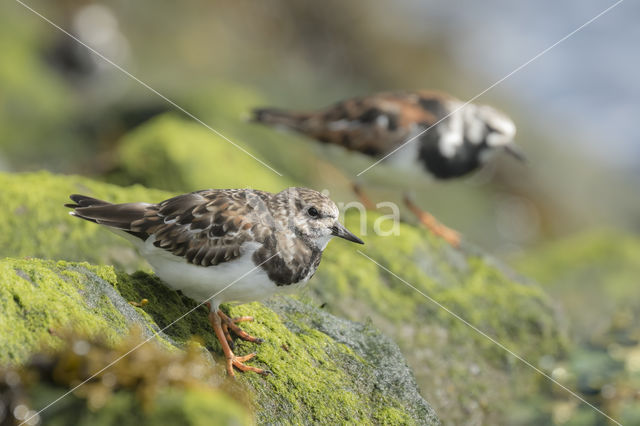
331;222;364;244
504;144;526;163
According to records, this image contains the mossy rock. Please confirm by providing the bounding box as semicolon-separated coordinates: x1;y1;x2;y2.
311;214;567;424
513;230;640;425
110;113;357;200
513;229;640;343
0;170;565;424
0;257;437;424
1;330;252;426
112;114;293;193
0;171;171;272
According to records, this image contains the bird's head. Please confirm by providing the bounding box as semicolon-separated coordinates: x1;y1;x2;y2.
275;187;364;249
475;105;524;162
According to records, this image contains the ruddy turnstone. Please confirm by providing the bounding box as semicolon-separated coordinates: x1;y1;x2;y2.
252;90;523;246
66;187;363;376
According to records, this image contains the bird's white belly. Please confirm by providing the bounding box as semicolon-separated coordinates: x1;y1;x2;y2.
138;238;291;309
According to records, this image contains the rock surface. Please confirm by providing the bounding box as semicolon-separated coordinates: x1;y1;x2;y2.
514;231;640;424
1;331;253;426
0;170;566;424
0;257;438;424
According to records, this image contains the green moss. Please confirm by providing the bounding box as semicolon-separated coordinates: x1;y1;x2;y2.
113;270;219;353
309;210;566;424
514;229;640;282
0;171;564;424
238;304;367;421
513;229;640;342
110;92;358;198
512;230;640;423
436;256;560;358
317;210;564;359
0;258;127;364
227;298;436;424
374;406;416;425
0;171;172;271
3;330;252;426
227;303;376;423
112;114;293;193
0;257;436;424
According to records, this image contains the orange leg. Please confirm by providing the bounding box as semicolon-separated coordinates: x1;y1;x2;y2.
403;194;461;247
218;311;264;345
208;310;270;377
204;303;269;377
221;320;234;349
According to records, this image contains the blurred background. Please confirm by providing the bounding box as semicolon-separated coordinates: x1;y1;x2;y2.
2;0;639;424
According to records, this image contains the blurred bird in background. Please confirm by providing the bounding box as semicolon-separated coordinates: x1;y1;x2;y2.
252;90;524;246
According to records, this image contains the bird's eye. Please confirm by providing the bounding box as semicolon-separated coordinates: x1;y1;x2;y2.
307;207;319;218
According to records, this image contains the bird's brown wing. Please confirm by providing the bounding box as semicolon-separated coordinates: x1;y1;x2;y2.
254;91;452;157
68;190;273;267
133;189;274;266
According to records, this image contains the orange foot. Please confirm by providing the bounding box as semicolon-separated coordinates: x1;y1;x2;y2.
207;307;271;377
217;310;264;349
404;194;461;247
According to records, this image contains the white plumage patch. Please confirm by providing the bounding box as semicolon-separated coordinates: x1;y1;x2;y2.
464;104;485;144
478;105;516;147
438;102;465;158
139;238;281;310
375;114;389;129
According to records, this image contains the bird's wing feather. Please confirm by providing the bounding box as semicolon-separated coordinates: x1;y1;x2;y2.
68;190;273;267
130;189;274;267
303;91;452;156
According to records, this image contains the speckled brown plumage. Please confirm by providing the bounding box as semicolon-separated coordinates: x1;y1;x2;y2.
253;91;443;155
252;90;521;179
66;187;363;377
66;188;361;286
253;91;523;248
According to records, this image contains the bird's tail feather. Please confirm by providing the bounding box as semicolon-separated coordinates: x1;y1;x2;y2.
250;107;311;131
64;194;111;209
66;194;150;239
